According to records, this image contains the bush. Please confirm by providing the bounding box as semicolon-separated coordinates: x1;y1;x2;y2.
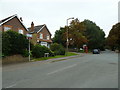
50;43;65;55
32;45;52;58
21;50;29;57
2;30;29;56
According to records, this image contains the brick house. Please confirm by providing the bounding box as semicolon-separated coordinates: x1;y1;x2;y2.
0;14;29;35
28;22;52;48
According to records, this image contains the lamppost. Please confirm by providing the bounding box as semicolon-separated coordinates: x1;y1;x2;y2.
66;17;74;54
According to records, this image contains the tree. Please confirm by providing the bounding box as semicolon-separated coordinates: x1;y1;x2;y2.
53;18;88;49
107;22;120;51
68;18;88;49
2;30;29;56
82;19;105;50
52;27;66;47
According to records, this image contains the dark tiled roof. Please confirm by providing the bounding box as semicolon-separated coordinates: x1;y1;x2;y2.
28;25;44;33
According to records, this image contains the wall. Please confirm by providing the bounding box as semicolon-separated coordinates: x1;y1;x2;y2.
39;26;51;40
2;55;29;65
3;17;28;35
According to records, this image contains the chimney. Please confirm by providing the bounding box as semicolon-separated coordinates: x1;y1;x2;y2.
20;17;23;22
31;22;34;32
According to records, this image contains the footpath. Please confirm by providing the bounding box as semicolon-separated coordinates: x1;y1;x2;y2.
39;53;85;63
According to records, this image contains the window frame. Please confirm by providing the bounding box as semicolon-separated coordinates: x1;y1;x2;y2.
39;33;43;39
18;28;24;34
3;25;12;31
47;35;50;40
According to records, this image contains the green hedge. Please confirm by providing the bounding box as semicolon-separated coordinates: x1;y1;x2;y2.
50;43;65;55
2;30;29;57
32;44;54;58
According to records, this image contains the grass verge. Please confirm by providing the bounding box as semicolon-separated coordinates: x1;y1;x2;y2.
33;52;78;61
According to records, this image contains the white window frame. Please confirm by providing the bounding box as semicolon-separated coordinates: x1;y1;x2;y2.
40;33;43;39
18;29;24;34
47;35;49;40
4;27;11;31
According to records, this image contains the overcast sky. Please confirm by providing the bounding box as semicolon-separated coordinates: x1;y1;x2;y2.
0;0;119;37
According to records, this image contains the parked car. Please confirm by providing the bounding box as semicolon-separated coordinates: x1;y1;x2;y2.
92;49;100;54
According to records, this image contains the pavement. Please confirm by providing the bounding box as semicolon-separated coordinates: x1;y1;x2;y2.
2;51;118;88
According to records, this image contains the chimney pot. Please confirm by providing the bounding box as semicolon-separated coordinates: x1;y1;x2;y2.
20;17;23;22
31;22;34;32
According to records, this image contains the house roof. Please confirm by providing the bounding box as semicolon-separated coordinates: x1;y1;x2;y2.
28;25;44;33
0;14;29;31
28;24;52;35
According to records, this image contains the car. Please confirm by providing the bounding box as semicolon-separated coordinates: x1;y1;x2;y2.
92;49;100;54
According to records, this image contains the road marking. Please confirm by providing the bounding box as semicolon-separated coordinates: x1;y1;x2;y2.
5;83;16;88
47;64;77;75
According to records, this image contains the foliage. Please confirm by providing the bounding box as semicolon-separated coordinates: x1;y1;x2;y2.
32;44;53;58
82;19;105;50
52;27;66;47
21;50;29;57
52;19;105;51
53;18;88;49
50;43;65;55
68;18;88;49
107;22;120;51
2;30;29;56
34;52;78;61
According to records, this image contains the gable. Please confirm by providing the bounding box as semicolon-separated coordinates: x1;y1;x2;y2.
38;25;52;36
0;15;28;32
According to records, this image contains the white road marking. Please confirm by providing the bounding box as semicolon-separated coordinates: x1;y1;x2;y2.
5;83;16;88
47;64;77;75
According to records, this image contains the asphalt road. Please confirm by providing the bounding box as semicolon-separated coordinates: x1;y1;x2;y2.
2;51;118;88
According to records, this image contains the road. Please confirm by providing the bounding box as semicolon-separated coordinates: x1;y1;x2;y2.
2;51;118;88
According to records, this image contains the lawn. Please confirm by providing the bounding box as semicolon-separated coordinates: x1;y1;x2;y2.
33;52;78;61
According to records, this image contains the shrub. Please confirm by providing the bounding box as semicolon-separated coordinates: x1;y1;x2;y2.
32;45;52;58
21;50;29;57
2;30;29;56
50;43;65;55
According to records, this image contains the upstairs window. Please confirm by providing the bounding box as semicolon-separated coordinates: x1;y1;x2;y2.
18;29;23;34
40;33;43;39
47;35;49;40
4;26;11;31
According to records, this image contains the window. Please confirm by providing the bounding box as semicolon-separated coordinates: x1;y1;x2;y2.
40;33;43;39
41;42;47;47
4;27;11;31
47;35;49;40
18;29;23;34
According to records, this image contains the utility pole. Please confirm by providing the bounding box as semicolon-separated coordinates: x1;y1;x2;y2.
27;34;32;61
29;38;30;61
66;17;74;54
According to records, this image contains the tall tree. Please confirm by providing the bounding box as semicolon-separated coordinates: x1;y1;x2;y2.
53;18;88;49
52;27;66;47
68;18;88;49
107;22;120;51
82;19;105;50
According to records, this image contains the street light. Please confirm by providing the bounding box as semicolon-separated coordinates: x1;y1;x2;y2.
66;17;74;54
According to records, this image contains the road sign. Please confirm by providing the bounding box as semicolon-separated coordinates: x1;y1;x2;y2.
26;34;32;39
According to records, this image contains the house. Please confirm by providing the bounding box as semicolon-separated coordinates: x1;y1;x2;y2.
0;14;29;35
28;22;52;48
